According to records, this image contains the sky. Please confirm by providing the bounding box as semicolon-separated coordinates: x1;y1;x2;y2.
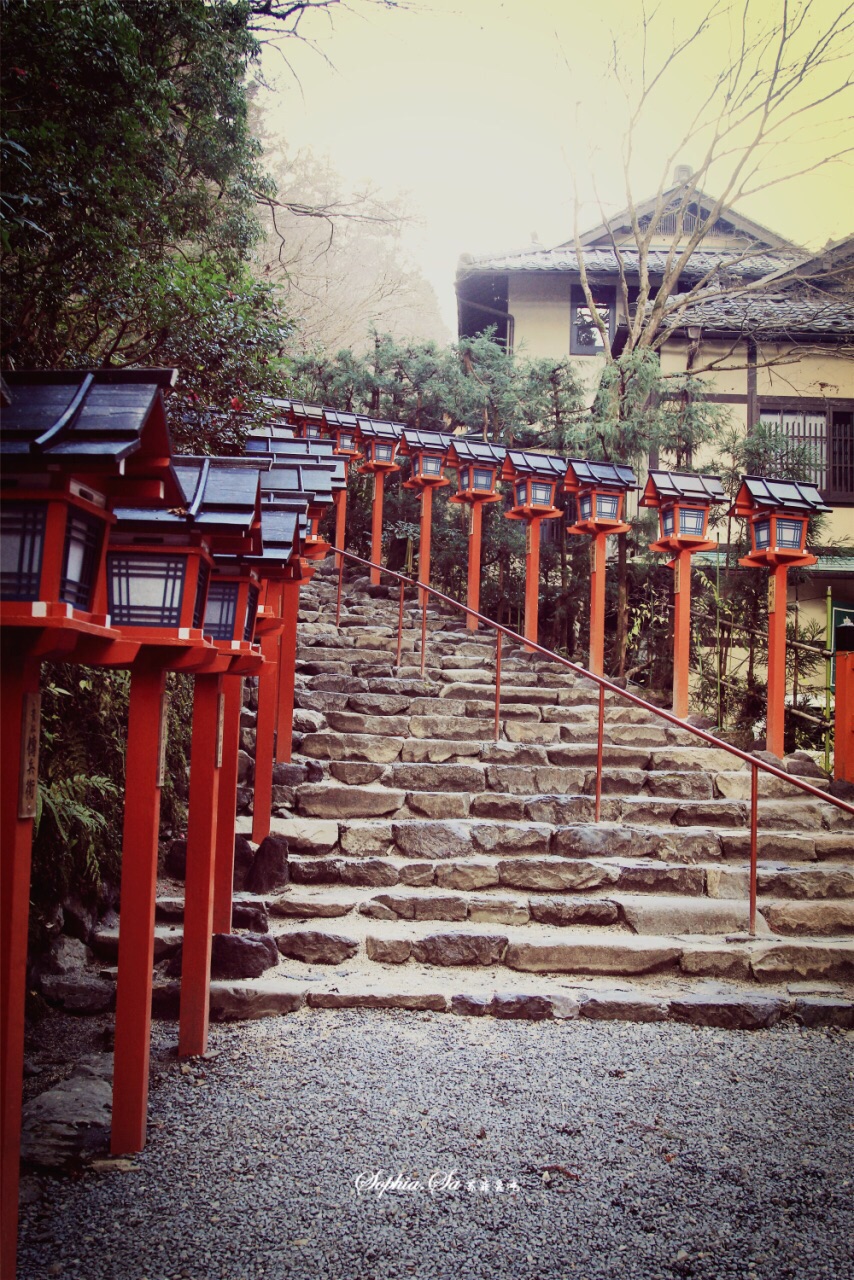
259;0;854;334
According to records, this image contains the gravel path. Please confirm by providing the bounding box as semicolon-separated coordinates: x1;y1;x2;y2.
18;1012;854;1280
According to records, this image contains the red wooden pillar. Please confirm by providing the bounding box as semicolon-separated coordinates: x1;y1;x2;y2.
466;502;483;631
179;671;223;1058
524;516;542;650
112;660;168;1155
370;471;385;585
0;638;41;1280
418;485;433;606
212;675;243;934
835;653;854;783
275;579;300;764
672;547;693;719
589;530;608;676
766;563;789;757
334;488;347;566
252;623;279;845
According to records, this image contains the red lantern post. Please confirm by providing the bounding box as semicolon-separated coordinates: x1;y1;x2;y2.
730;475;830;757
400;429;452;605
446;439;505;629
640;470;725;717
500;451;565;648
0;368;184;1276
564;459;637;676
355;419;403;585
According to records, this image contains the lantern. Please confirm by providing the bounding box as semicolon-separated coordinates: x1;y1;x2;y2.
0;368;194;1258
729;474;830;757
640;469;725;717
500;450;565;647
447;438;505;628
354;418;404;584
564;458;638;676
399;428;453;603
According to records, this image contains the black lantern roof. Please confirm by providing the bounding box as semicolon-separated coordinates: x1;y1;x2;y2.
323;409;360;430
399;427;453;455
354;417;405;442
642;469;726;505
502;449;566;481
245;425;295;450
252;501;306;566
733;474;831;515
245;435;346;495
565;458;637;491
112;456;264;535
1;368;178;474
261;397;325;427
447;438;507;467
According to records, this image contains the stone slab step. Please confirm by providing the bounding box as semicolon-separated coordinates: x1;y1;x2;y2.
150;971;853;1029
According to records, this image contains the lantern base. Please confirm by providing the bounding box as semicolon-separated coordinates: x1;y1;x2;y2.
738;551;817;570
358;462;400;476
448;492;502;506
651;536;718;556
402;477;450;492
567;519;631;537
506;506;563;522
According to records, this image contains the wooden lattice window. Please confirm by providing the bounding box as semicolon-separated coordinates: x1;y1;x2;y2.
758;405;854;504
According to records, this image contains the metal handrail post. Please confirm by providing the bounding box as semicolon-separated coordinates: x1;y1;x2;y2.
749;764;759;936
494;630;502;742
336;555;344;628
420;594;428;678
595;683;605;823
396;579;405;671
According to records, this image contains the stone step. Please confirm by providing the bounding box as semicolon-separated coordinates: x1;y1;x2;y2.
255;914;854;984
177;972;851;1029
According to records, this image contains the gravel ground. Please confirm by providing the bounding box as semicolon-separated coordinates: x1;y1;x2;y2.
18;1011;854;1280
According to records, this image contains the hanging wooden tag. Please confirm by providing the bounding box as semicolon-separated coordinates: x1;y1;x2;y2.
18;692;41;820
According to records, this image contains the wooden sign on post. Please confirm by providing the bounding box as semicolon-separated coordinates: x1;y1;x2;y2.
18;692;41;820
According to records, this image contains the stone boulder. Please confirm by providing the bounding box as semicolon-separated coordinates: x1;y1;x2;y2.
244;835;289;893
276;930;359;964
211;933;278;979
20;1072;112;1168
410;932;506;967
164;838;187;879
40;975;115;1015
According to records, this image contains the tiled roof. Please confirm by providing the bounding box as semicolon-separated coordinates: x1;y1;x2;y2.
399;428;454;455
662;291;854;336
566;458;637;490
642;470;727;504
457;246;800;282
446;439;507;467
733;475;831;515
0;370;176;465
502;449;566;480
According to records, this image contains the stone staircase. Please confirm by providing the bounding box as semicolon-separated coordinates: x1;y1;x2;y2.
152;561;854;1029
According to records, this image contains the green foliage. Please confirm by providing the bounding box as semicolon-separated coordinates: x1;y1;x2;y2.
31;666;130;909
3;0;266;358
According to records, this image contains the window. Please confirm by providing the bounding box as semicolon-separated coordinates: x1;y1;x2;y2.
204;581;239;641
459;467;470;490
515;481;527;507
776;518;804;550
531;482;553;506
473;468;494;490
1;503;46;600
596;493;619;520
679;508;705;536
421;455;442;476
571;287;614;355
60;510;102;609
758;405;854;503
374;442;393;463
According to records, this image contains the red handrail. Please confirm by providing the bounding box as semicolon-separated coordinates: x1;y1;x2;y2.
332;549;854;934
